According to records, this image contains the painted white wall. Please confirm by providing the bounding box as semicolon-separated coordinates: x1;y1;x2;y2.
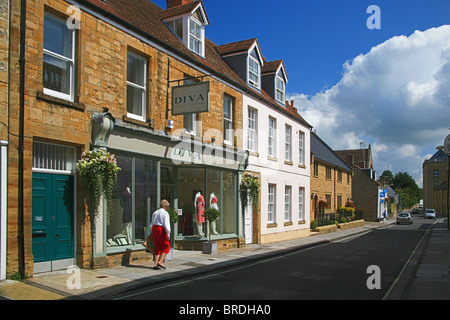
242;95;311;241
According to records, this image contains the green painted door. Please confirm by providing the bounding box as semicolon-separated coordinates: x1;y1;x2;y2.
32;173;74;263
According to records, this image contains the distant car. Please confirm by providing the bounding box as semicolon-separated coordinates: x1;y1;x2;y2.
396;212;413;225
424;208;436;219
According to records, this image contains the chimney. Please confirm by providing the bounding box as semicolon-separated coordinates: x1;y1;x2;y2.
166;0;195;9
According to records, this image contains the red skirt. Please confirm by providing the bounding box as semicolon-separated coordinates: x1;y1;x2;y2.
151;225;170;255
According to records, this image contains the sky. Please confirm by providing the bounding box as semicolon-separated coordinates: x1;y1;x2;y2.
151;0;450;187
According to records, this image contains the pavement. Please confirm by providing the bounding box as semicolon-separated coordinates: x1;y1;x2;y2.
1;218;449;300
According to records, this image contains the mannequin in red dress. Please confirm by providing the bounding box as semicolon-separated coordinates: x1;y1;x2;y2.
194;191;205;237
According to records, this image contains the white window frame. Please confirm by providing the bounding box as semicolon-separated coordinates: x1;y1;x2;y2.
268;184;276;223
285;125;292;162
275;75;285;103
248;55;260;89
299;187;305;221
43;12;76;102
268;116;277;157
247;107;257;152
224;95;233;145
189;17;204;56
126;51;147;122
299;131;304;165
285;186;291;222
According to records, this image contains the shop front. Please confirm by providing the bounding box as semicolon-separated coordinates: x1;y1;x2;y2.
91;115;247;263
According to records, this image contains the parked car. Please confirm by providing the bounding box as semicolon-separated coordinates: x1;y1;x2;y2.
424;208;436;219
396;212;413;225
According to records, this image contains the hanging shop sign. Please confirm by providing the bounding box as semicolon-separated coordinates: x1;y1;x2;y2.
172;81;210;115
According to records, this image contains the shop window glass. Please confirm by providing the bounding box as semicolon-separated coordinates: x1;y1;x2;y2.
134;158;157;244
222;170;237;234
107;155;157;248
108;154;133;247
177;167;206;237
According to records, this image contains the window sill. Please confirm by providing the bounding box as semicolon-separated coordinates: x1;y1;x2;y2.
37;91;85;111
267;223;277;228
284;221;293;226
267;156;278;162
284;160;293;166
122;115;154;128
298;220;306;225
298;164;306;169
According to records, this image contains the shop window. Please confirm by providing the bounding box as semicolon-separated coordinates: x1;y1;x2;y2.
176;167;237;238
107;155;157;248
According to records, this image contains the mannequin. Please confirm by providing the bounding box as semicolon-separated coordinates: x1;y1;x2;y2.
122;186;132;244
194;190;205;237
209;193;219;235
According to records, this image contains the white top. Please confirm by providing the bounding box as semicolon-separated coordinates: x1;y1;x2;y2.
150;208;171;238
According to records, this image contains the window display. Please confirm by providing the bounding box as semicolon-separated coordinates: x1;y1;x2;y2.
107;155;157;248
106;155;238;249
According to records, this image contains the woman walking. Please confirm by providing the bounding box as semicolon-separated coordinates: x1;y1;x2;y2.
150;200;171;270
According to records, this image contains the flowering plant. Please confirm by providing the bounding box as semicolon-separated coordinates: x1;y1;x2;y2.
77;148;121;218
318;199;328;212
240;174;260;209
345;199;355;208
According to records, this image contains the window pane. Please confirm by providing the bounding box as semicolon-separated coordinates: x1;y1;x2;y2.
127;53;146;86
127;85;144;116
43;53;72;95
44;13;73;59
135;158;157;245
108;155;133;247
222;171;237;234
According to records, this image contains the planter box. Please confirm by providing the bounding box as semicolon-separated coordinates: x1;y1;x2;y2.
337;220;365;230
202;241;218;255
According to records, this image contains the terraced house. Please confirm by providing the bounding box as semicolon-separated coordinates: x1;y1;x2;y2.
3;0;311;278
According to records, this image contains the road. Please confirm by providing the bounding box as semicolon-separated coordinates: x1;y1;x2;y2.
111;214;435;301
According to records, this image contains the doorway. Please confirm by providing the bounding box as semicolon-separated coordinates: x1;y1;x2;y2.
32;141;76;273
32;172;74;272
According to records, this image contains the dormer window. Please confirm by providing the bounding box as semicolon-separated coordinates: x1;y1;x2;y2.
248;47;262;89
161;1;209;58
189;17;203;55
248;56;260;89
276;70;285;103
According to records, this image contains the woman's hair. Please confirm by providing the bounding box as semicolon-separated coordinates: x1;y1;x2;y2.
160;199;170;208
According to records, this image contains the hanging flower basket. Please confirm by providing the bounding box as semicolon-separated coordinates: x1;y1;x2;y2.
240;175;260;209
76;148;121;219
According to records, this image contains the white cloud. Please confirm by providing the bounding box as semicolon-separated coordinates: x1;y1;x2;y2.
290;25;450;187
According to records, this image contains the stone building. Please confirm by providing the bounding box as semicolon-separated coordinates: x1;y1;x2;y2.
336;145;388;221
310;132;352;222
423;149;449;217
4;0;250;277
3;0;312;278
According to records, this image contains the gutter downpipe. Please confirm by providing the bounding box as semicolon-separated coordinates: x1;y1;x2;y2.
18;0;26;279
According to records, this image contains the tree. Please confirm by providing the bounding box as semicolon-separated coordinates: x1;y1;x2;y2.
392;172;422;209
378;170;394;185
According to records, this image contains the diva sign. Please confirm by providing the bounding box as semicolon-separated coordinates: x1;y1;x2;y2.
172;81;210;115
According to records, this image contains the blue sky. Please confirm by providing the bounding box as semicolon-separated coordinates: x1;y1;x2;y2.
153;0;450;95
152;0;450;187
